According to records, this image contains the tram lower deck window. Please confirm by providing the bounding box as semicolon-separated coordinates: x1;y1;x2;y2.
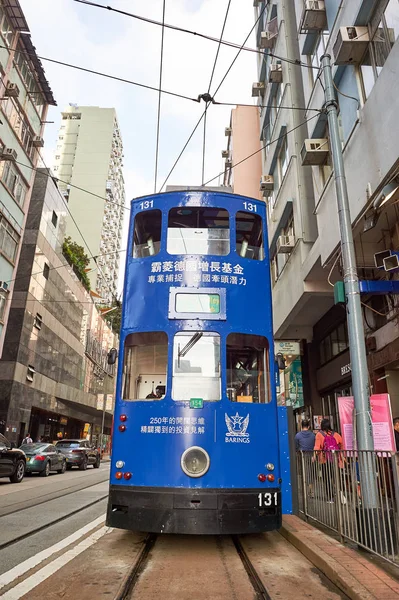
226;333;270;403
133;210;162;258
122;332;168;400
167;207;229;255
172;332;221;401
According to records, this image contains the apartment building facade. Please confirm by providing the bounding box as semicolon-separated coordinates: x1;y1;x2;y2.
254;0;399;425
0;169;117;446
53;105;125;303
0;0;56;350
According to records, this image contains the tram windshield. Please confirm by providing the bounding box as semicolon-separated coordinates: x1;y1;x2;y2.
133;210;162;258
236;212;264;260
122;332;168;400
172;332;221;401
226;334;270;403
167;207;229;255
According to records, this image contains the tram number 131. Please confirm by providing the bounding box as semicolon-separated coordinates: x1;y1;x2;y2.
258;492;278;507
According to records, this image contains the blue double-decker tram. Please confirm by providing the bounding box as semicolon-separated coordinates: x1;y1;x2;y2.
106;189;291;534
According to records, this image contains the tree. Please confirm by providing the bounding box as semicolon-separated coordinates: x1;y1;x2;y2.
100;299;122;333
62;236;91;291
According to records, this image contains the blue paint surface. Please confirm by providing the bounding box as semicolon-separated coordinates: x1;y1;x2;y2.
110;190;291;507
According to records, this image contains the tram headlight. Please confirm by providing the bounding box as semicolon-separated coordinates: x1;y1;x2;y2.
181;446;210;478
116;461;124;469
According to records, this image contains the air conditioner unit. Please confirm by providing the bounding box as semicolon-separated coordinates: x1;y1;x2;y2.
252;82;265;97
32;136;44;148
300;138;329;166
333;27;369;65
5;82;19;98
374;249;391;269
260;174;274;192
383;253;399;272
269;63;282;83
0;281;9;292
221;150;229;158
276;235;295;254
1;148;17;162
260;30;278;49
225;127;232;136
300;1;327;31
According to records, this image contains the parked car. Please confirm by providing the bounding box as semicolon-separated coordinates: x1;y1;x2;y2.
55;439;101;470
0;433;26;483
21;443;66;476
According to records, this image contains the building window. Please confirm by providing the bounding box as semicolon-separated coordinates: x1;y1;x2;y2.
310;31;329;73
167;207;229;256
360;0;399;102
27;365;35;382
122;332;167;400
270;213;295;284
0;290;7;322
133;209;162;258
51;211;58;227
14;43;44;108
0;215;20;263
235;211;264;260
279;137;289;178
319;322;349;366
43;262;50;279
1;14;13;47
226;333;270;403
0;160;28;206
172;332;221;401
34;313;43;330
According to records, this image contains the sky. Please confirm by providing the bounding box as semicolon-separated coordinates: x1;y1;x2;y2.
19;0;258;290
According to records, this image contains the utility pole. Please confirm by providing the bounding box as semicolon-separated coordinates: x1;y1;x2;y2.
321;54;377;508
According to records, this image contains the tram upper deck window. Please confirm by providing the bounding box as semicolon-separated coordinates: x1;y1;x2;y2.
226;333;270;403
133;210;162;258
167;207;229;255
236;212;264;260
122;332;167;400
172;332;221;401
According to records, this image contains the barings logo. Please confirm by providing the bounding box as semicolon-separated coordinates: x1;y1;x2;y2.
225;412;250;443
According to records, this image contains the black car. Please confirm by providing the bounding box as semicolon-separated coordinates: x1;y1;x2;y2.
55;439;101;470
21;443;67;476
0;433;26;483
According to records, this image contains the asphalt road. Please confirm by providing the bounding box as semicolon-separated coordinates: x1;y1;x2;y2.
0;462;109;577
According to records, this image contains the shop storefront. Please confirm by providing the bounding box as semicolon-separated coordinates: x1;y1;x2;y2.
275;341;304;410
368;336;399;418
29;407;91;443
315;349;353;433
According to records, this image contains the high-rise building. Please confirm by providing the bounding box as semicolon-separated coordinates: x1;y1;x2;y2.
0;169;117;447
0;1;56;351
222;105;262;199
53;106;125;303
254;1;399;425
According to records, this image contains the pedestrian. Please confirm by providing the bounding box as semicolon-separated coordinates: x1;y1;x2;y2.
295;419;315;451
295;419;316;498
22;432;33;445
314;419;343;502
393;417;399;451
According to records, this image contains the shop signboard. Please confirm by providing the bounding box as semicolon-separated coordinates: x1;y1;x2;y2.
288;358;304;409
97;394;104;411
338;394;395;451
106;394;113;411
274;341;301;355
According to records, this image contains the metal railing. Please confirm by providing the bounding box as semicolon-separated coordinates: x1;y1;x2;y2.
297;451;399;566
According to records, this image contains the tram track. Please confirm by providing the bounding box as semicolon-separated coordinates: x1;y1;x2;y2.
0;492;108;551
118;534;275;600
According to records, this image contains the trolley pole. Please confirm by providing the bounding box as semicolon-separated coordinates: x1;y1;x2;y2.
321;55;377;508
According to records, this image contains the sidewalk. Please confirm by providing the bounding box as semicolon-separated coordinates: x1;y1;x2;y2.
281;515;399;600
101;453;111;462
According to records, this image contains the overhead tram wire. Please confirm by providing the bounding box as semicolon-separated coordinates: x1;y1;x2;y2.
158;3;268;193
203;112;320;186
72;0;320;71
0;44;199;104
7;114;319;290
154;0;166;193
202;0;232;185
